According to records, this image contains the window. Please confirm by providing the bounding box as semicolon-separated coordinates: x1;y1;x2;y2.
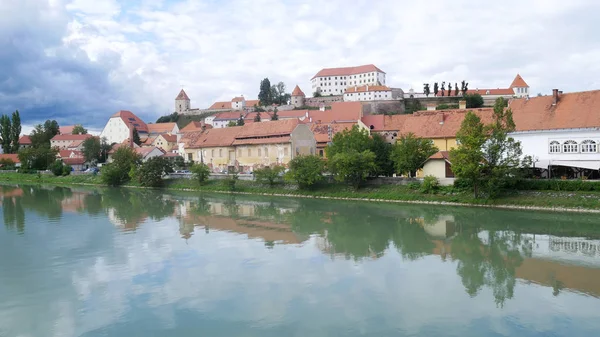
219;149;223;157
187;153;193;161
319;149;324;157
258;148;262;156
581;140;597;153
335;77;337;80
549;141;561;153
247;149;251;156
563;140;578;153
211;149;215;157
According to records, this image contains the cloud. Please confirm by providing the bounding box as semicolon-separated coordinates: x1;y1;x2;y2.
1;0;600;130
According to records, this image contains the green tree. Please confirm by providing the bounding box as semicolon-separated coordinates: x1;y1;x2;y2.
370;134;394;176
0;158;16;170
191;163;211;185
10;110;21;153
253;112;261;122
101;146;141;186
391;133;438;177
285;155;325;189
450;111;487;197
81;137;101;164
156;112;178;123
423;83;430;97
18;147;58;170
227;121;237;127
254;165;285;187
326;125;371;159
99;137;112;163
271;108;279;121
50;160;66;176
313;91;322;98
258;78;272;106
136;157;173;187
132;128;141;146
71;124;88;134
236;114;245;126
271;81;290;105
465;93;484;108
0;115;11;153
329;150;377;189
30;120;60;148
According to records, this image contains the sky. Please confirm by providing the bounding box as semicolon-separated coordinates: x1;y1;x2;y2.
1;0;600;132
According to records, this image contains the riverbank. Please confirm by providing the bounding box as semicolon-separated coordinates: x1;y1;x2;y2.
1;172;600;212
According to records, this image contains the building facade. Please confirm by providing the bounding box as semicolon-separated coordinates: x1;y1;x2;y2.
311;64;386;96
50;134;93;150
291;85;305;108
100;110;148;145
343;85;393;102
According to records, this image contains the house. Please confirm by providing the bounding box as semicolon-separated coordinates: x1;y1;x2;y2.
0;154;20;168
58;150;84;159
59;125;76;134
463;74;530;103
422;151;455;185
18;135;32;149
309;101;364;124
244;112;271;123
135;146;165;162
180;127;241;169
310;122;364;157
147;122;179;135
100;110;148;145
344;85;393;102
50;134;93;150
212;111;246;128
208;98;260;111
152;133;178;151
311;64;386;96
233;119;316;171
291;85;306;108
62;157;87;171
508;89;600;178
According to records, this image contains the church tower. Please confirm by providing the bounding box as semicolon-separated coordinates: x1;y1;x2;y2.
175;89;191;113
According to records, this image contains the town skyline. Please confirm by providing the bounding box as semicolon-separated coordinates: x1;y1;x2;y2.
2;0;600;131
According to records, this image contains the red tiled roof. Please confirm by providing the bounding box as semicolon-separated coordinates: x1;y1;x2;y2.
308;102;363;124
291;85;305;97
510;90;600;131
51;134;93;141
180;121;210;133
0;154;20;164
466;88;515;96
184;127;242;148
510;74;529;88
312;64;385;79
345;85;391;93
176;89;190;100
232;96;244;102
208;101;232;110
110;110;148;133
244;112;271;121
361;115;385;131
59;150;83;158
310;122;356;144
273;110;308;119
18;135;32;145
67;140;86;148
246;99;260;107
159;134;177;142
63;157;86;165
59;125;75;134
214;111;246;120
147;123;177;134
232;136;291;145
234;119;299;139
428;151;450;160
135;146;164;158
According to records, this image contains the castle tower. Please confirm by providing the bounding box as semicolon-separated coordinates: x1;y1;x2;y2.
175;89;191;113
291;85;306;108
509;74;529;98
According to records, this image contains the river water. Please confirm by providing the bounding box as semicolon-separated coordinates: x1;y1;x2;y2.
1;184;599;336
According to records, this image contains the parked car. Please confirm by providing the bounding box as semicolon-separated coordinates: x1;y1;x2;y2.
174;170;191;174
84;167;99;173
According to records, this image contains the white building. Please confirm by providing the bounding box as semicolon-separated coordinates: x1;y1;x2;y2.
99;110;148;145
343;85;393;102
311;64;386;96
509;89;600;176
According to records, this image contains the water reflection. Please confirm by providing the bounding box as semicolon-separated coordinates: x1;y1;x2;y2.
2;184;600;312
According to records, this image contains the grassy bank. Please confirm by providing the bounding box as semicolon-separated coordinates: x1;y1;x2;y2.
2;173;600;212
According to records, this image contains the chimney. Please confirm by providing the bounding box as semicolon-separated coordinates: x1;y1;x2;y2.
552;89;559;105
459;100;466;109
427;103;436;111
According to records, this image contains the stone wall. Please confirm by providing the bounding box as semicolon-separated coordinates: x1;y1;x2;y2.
305;95;344;107
361;100;406;115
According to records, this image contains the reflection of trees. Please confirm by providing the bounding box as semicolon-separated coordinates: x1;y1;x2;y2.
451;228;532;307
3;196;25;234
391;220;435;261
84;192;103;216
101;188;176;229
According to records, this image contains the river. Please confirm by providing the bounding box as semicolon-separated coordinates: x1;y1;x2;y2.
1;184;599;336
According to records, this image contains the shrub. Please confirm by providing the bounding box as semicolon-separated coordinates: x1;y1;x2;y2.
100;147;141;186
513;179;600;192
407;181;421;190
254;165;285;187
136;157;173;187
285;155;325;189
223;170;239;191
421;175;439;194
62;165;72;176
191;163;211;185
50;161;65;176
328;150;376;189
0;158;15;170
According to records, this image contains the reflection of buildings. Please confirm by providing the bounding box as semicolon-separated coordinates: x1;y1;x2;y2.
423;215;600;298
175;199;304;244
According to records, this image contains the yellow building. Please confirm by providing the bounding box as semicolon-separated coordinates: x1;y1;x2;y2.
152;133;178;152
180;119;316;172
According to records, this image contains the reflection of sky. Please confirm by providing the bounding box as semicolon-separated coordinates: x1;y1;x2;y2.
1;203;600;336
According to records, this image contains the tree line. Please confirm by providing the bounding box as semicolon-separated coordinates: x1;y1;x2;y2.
0;110;21;154
258;78;291;106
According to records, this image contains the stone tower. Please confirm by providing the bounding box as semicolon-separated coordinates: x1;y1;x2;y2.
291;85;306;108
175;89;191;114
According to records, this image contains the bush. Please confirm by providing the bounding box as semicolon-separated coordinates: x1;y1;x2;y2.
464;93;484;108
421;175;439;194
50;161;65;176
100;147;141;186
0;158;15;170
136;157;173;187
285;155;325;189
329;150;376;189
453;177;472;190
62;165;72;176
191;163;211;185
223;170;239;191
436;103;459;110
513;179;600;192
407;181;421;190
254;165;285;187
